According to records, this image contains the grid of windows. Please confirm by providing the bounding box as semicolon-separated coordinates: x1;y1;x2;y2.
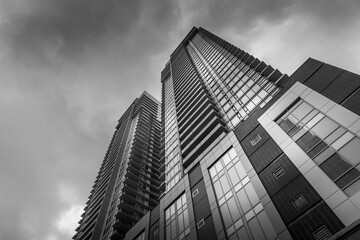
277;99;360;197
102;114;139;240
165;193;190;240
186;33;280;129
209;148;276;240
164;77;182;191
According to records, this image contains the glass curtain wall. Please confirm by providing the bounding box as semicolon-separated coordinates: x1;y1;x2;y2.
165;193;190;240
276;99;360;197
209;148;277;240
163;77;182;191
186;33;280;129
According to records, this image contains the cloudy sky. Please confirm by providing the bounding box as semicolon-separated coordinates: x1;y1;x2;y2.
0;0;360;239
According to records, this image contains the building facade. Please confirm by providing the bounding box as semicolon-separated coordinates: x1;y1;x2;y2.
73;92;163;240
124;27;360;240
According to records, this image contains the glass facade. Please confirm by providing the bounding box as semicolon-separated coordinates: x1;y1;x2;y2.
165;193;190;240
209;148;276;240
186;33;280;129
163;76;182;191
277;99;360;196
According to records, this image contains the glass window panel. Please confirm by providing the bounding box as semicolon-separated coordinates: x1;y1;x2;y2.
237;188;252;213
213;180;224;199
182;194;186;206
299;109;318;125
279;117;297;133
253;84;261;92
223;103;231;112
313;147;336;165
320;153;352;181
177;197;182;210
338;137;360;166
246;90;255;99
296;131;322;153
209;166;217;178
234;218;243;230
231;115;241;126
252;96;262;105
166;224;171;240
245;184;260;206
335;168;360;189
223;153;232;166
236;227;251;240
292;102;313;121
170;204;175;216
234;161;247;180
343;178;360;196
287;121;302;136
220;203;233;227
228;167;240;186
258;90;267;99
306;113;324;129
332;132;354;150
178;213;184;233
228;148;237;159
308;141;328;159
311;117;338;139
258;211;276;239
166;208;170;220
171;220;177;240
241;93;249;103
183;208;189;228
291;127;308;142
246;102;256;112
324;127;346;145
248;217;266;240
215;161;223;172
228;197;241;221
220;175;231;194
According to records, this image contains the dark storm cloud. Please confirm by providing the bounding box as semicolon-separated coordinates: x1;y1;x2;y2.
2;0;139;62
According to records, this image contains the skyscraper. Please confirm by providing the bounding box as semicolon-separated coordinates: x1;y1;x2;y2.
125;27;360;240
73;91;163;240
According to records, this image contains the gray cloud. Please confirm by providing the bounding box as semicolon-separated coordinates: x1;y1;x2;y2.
0;0;359;240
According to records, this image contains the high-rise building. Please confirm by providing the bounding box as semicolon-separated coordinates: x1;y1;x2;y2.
124;27;360;240
73;91;163;240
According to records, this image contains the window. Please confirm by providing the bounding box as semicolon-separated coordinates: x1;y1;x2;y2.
250;134;262;146
273;167;285;179
291;194;307;210
277;99;360;197
165;193;189;240
134;231;145;240
152;227;159;240
313;225;331;240
209;147;276;239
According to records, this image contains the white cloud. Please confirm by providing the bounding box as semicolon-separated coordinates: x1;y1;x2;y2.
55;205;84;237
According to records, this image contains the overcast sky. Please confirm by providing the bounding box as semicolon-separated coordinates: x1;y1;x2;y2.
0;0;360;239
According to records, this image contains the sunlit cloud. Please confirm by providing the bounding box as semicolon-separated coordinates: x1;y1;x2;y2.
55;205;84;237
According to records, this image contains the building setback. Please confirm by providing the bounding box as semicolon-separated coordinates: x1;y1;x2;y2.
73;92;163;240
124;27;360;240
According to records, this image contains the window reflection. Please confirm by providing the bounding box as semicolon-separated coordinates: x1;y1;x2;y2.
277;99;360;197
165;193;189;240
208;147;276;239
